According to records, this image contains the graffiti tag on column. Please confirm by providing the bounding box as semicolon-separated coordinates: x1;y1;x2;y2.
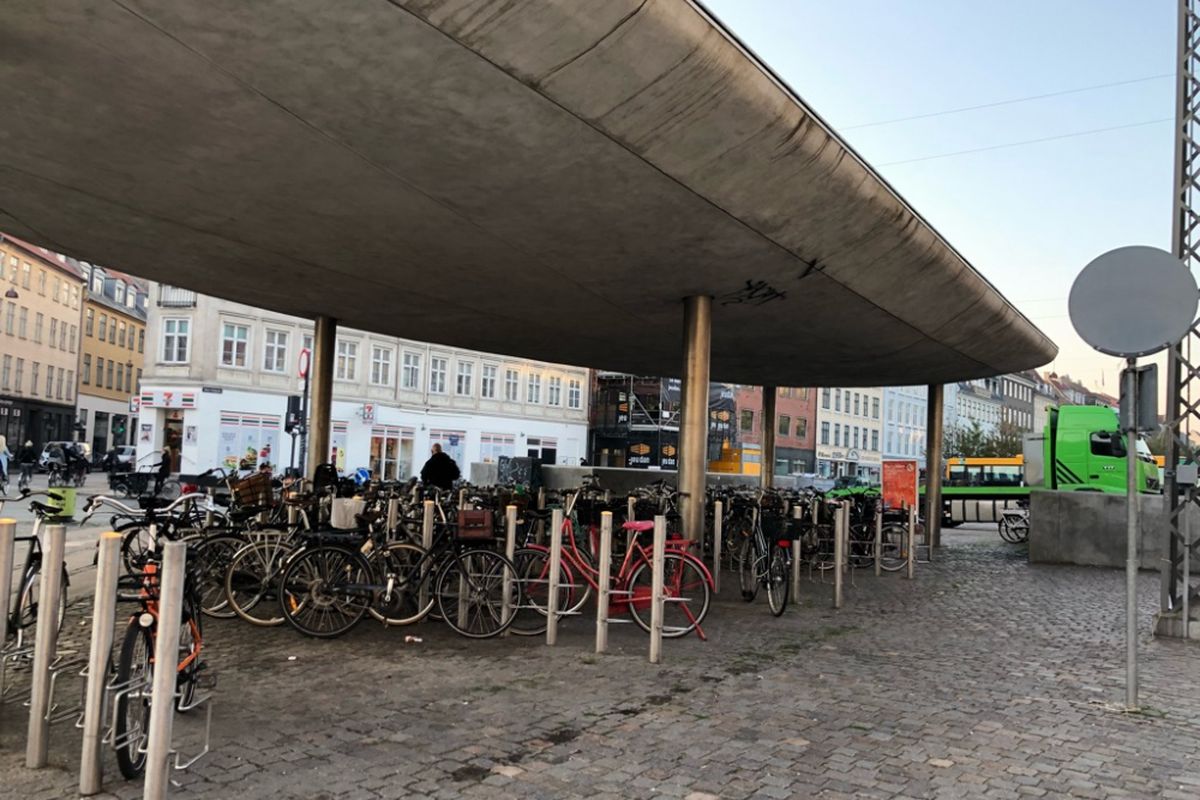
720;279;787;307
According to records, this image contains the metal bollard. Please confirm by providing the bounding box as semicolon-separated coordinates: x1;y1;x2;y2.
458;488;467;511
536;488;546;545
907;505;916;580
546;508;564;646
595;511;613;654
419;500;434;613
874;504;883;577
626;496;636;550
81;531;122;795
204;488;215;528
386;497;399;535
833;503;845;610
712;500;723;594
0;518;15;651
792;504;803;598
143;541;186;800
649;515;667;664
502;505;517;637
1184;501;1191;640
26;523;66;768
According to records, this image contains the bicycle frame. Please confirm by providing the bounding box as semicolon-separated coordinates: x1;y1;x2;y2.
126;561;202;677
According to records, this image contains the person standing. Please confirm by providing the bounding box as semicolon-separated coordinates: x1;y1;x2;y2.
0;434;10;494
154;445;173;496
419;443;460;490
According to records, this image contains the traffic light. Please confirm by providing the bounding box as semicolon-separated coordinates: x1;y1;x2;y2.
285;395;302;434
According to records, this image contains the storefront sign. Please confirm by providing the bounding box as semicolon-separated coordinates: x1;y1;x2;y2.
361;403;375;423
628;441;654;467
882;459;919;510
129;396;141;413
139;390;196;409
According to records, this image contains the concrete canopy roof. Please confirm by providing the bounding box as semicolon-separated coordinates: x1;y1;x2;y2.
0;0;1055;387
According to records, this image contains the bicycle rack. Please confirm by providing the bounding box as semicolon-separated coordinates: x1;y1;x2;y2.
40;652;87;725
0;645;34;706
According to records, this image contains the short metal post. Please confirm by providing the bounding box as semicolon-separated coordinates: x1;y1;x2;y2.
874;504;883;577
595;511;613;654
458;487;467;510
649;514;667;664
143;540;186;800
386;497;399;535
80;531;122;795
536;487;546;544
1183;495;1191;639
712;500;723;594
26;523;66;768
907;505;916;580
0;518;15;654
627;495;636;550
502;505;517;637
833;503;845;609
204;488;215;528
546;508;564;646
419;500;434;612
791;503;803;598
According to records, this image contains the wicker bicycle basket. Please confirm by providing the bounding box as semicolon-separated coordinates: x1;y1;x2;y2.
231;472;274;508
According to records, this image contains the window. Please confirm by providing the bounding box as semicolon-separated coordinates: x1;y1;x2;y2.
59;320;67;351
371;346;393;386
547;376;562;406
69;324;77;353
108;317;116;343
114;283;125;305
872;397;880;419
835;391;841;412
822;387;831;409
33;312;42;343
49;317;58;347
401;352;421;390
796;418;807;439
118;320;126;347
302;334;313;354
136;368;142;391
568;378;582;409
45;366;53;397
71;284;79;309
30;362;39;396
116;365;123;393
1090;431;1126;458
98;314;107;340
263;330;288;373
56;367;64;400
834;423;841;447
526;374;542;404
221;322;249;367
3;302;12;335
504;369;519;402
335;340;358;381
105;361;113;390
854;393;861;416
162;318;189;363
456;361;474;395
52;277;60;305
853;426;860;449
429;356;447;393
481;365;497;399
778;414;790;436
820;421;830;445
21;262;30;288
14;358;23;392
480;433;515;463
91;271;103;294
871;430;879;451
83;354;91;384
0;355;9;390
96;357;104;386
37;270;45;295
740;409;754;432
138;329;144;354
85;308;94;336
17;307;27;339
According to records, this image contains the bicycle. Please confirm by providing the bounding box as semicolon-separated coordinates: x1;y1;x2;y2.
735;494;791;616
999;505;1029;543
2;490;71;650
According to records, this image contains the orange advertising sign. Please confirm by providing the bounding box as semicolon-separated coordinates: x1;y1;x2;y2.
882;459;919;510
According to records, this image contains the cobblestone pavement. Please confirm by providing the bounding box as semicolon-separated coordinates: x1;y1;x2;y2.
2;526;1198;799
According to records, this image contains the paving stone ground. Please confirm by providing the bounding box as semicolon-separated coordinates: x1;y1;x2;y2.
2;526;1198;799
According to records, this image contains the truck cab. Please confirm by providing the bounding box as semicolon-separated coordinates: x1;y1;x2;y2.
1037;405;1154;493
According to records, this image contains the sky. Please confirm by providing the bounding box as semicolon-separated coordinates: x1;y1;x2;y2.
703;0;1180;395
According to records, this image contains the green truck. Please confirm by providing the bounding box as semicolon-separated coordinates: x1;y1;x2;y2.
1028;404;1157;494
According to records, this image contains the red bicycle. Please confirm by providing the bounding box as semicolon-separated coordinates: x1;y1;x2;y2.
510;498;713;639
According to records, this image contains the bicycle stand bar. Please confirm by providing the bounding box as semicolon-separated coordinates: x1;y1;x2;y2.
649;515;666;664
81;530;121;796
545;508;565;647
144;541;186;800
172;694;214;771
0;518;15;717
26;523;66;769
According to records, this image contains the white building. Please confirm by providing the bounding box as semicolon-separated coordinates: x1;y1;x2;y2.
138;284;589;478
814;387;883;480
881;386;927;468
949;378;1004;436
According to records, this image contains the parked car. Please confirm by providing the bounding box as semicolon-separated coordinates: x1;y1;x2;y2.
38;441;91;471
101;445;137;472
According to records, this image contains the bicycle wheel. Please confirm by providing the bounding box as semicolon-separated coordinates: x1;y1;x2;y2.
507;546;583;637
880;523;909;572
765;542;789;617
279;546;371;638
114;619;153;779
435;549;521;639
191;534;244;618
176;597;202;712
626;553;711;639
367;541;435;626
119;521;155;573
225;536;293;626
736;535;758;601
13;564;69;650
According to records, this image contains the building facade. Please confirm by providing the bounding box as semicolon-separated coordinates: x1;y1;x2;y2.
950;378;1004;435
733;386;817;474
0;233;85;449
77;263;147;457
881;385;927;468
1000;372;1036;433
815;387;884;480
138;284;590;476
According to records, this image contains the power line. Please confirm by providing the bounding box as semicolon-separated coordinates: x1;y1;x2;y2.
876;117;1171;167
843;73;1172;130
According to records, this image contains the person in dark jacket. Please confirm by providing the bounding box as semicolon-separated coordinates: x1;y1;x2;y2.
420;443;460;490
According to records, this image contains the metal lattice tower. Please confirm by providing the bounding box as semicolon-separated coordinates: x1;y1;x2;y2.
1161;0;1200;637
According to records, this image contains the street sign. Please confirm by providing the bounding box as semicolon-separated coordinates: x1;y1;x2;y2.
1069;246;1198;357
297;347;311;378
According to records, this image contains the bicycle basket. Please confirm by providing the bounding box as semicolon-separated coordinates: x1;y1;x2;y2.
231;472;273;508
456;509;495;541
760;512;792;540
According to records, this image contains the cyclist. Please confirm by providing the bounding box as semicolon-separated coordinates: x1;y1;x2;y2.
16;440;37;491
0;433;10;494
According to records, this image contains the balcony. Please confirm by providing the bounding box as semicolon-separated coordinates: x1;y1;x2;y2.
157;285;196;308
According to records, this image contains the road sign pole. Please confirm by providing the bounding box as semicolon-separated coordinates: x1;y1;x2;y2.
1124;359;1140;711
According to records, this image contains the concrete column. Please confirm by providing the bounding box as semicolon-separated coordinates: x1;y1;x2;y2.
307;315;336;480
678;295;712;542
761;386;777;489
924;384;944;549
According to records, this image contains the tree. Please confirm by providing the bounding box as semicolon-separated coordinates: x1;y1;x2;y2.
989;420;1024;458
943;420;1024;458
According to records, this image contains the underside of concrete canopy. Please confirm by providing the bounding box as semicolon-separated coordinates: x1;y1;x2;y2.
0;0;1055;386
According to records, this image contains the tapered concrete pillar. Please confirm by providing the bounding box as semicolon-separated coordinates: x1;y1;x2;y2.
678;296;712;542
761;386;777;489
307;315;336;480
924;384;944;548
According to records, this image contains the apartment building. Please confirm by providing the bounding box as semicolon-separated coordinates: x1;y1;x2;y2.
0;233;85;448
733;386;817;474
881;386;928;468
814;387;884;479
138;283;589;476
77;262;148;456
